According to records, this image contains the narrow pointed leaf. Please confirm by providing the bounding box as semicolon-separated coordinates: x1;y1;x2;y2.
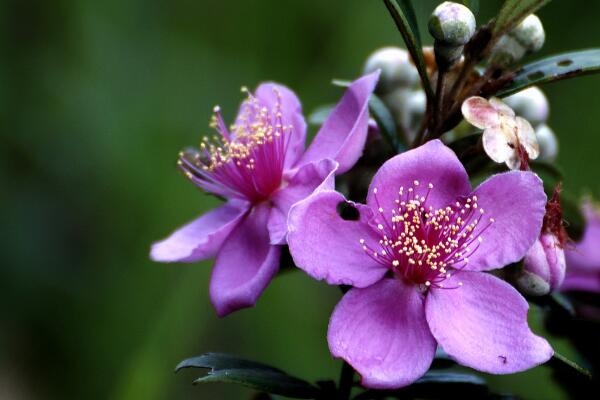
498;49;600;97
176;353;283;373
493;0;551;36
382;0;434;101
193;369;320;398
368;93;406;152
176;353;321;398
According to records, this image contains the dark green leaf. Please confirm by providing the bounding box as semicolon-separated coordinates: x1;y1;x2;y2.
176;353;321;399
550;352;593;379
498;49;600;97
382;0;434;101
176;353;283;373
194;369;320;398
461;0;479;15
368;94;406;152
493;0;551;36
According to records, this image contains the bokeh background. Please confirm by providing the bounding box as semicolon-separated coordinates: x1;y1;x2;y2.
2;0;599;399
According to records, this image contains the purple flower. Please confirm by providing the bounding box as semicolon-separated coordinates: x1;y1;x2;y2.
150;72;379;317
287;140;553;389
562;203;600;293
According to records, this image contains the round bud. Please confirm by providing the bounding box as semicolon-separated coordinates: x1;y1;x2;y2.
383;88;426;143
364;47;419;94
504;87;549;126
535;124;558;161
512;14;545;53
428;2;476;46
488;14;545;67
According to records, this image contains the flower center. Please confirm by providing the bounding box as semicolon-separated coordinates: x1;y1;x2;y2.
178;88;292;203
359;181;494;289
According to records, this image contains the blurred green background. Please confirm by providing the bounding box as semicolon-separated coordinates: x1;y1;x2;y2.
2;0;599;399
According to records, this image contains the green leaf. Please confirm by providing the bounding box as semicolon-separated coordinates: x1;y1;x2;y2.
551;352;593;379
493;0;551;36
498;49;600;97
176;353;321;399
382;0;434;101
368;94;406;152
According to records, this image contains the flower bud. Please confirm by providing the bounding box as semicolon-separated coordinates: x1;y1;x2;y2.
518;233;566;296
428;2;476;46
488;14;545;67
535;124;558;161
429;2;476;69
503;87;549;126
383;88;426;143
364;47;419;94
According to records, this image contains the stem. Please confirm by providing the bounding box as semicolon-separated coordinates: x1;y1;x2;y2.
432;68;447;137
338;361;355;400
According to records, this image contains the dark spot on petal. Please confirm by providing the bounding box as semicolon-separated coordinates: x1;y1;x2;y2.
527;71;545;80
557;59;573;67
337;201;360;221
499;355;508;364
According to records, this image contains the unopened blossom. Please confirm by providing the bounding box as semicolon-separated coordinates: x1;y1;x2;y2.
520;234;566;296
364;47;419;94
562;202;600;293
288;140;552;389
151;72;379;316
462;96;539;170
520;186;567;296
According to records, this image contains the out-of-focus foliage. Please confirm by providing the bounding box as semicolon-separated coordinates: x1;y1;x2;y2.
1;0;599;399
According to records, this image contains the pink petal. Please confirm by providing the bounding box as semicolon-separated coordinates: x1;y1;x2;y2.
515;116;539;159
287;191;388;288
489;97;516;117
209;203;281;317
482;124;516;164
425;271;553;374
267;159;338;245
300;71;380;174
465;171;546;271
367;139;471;214
328;278;436;389
150;201;249;262
461;96;500;129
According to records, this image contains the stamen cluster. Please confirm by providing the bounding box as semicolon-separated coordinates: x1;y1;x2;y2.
177;88;292;202
360;181;493;288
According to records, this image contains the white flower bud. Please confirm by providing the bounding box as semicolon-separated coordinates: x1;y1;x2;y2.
504;87;549;126
488;14;545;67
512;14;545;53
383;88;426;143
364;47;419;94
428;2;476;46
535;124;558;161
429;2;476;69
